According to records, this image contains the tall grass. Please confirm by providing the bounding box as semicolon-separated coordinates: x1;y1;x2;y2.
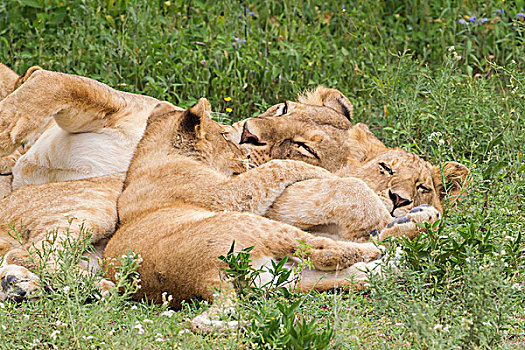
0;0;523;348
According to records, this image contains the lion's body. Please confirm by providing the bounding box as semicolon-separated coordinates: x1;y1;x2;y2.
0;65;468;305
0;66;177;286
103;100;381;309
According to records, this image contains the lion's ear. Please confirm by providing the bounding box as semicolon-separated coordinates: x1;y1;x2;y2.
180;98;212;137
298;86;353;121
432;161;471;203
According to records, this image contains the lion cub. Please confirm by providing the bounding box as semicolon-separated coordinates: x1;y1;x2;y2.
104;99;381;310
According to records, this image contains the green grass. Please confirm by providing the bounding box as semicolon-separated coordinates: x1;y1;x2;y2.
0;0;524;349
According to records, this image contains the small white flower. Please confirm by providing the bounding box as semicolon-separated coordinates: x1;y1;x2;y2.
63;286;71;294
50;330;60;341
443;324;450;332
433;324;443;331
511;283;522;290
161;310;175;318
133;323;145;335
499;250;506;256
1;325;6;331
448;46;455;52
130;305;138;310
55;320;68;327
82;335;94;340
143;319;153;324
0;302;5;309
438;139;445;145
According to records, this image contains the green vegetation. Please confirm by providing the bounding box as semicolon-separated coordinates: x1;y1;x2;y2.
0;0;524;348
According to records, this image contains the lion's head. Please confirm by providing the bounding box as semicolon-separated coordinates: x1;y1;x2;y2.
228;86;469;216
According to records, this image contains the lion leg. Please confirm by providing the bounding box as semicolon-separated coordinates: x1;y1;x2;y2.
378;204;441;241
265;177;391;242
0;67;169;157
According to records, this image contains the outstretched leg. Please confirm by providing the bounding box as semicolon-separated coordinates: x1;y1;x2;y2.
0;67;172;157
265;177;392;242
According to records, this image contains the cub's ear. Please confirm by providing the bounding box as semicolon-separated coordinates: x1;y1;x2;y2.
298;86;353;121
432;161;471;203
180;98;212;136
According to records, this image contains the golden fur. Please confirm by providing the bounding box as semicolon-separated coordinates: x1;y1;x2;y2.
0;65;468;307
228;87;469;240
0;65;179;299
103;99;381;309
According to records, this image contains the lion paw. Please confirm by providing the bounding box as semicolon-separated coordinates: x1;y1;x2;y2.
379;204;440;241
309;242;381;271
0;265;40;302
96;279;116;298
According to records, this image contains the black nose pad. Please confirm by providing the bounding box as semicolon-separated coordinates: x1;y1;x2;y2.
388;190;412;209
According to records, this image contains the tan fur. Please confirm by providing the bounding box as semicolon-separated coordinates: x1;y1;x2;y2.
0;63;19;100
0;64;180;298
0;65;467;305
104;99;381;309
0;65;181;190
228;88;470;241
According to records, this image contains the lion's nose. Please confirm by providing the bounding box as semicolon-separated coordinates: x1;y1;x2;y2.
388;189;412;209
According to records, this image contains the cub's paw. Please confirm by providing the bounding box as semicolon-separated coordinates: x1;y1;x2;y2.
309;242;382;271
379;204;441;241
96;279;116;298
0;265;40;302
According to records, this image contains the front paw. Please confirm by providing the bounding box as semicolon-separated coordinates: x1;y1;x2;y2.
0;265;40;302
379;205;441;241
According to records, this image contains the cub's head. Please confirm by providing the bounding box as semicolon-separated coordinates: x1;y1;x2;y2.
228;86;469;215
133;98;247;177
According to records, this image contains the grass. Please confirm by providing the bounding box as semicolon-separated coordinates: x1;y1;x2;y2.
0;0;524;348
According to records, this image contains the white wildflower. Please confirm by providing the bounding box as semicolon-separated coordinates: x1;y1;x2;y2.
143;319;153;324
63;286;71;294
155;333;165;342
433;324;443;331
438;139;445;145
511;283;522;290
1;325;6;331
55;320;68;327
161;310;175;318
28;339;40;348
130;305;138;310
82;335;94;340
448;46;455;52
50;330;60;341
133;323;145;335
